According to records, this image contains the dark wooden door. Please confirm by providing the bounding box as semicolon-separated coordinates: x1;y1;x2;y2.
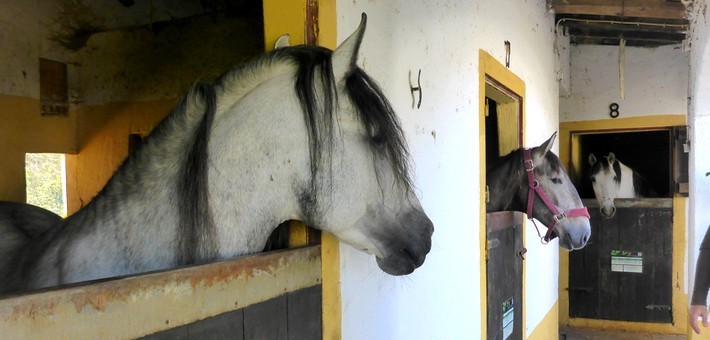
487;211;524;340
569;199;673;322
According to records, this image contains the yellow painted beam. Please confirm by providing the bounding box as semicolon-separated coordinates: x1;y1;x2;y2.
0;247;321;339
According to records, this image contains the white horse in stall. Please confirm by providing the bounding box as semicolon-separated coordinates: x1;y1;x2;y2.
0;14;434;295
588;152;656;218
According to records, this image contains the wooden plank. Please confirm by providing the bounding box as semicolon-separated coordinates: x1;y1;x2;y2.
143;287;323;339
569;207;673;322
582;198;672;209
551;0;687;20
287;286;322;340
0;246;321;339
244;295;288;340
186;310;244;340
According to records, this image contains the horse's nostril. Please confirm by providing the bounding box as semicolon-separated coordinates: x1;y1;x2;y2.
581;233;589;245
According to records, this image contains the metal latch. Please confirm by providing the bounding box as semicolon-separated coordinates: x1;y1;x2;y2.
517;247;527;260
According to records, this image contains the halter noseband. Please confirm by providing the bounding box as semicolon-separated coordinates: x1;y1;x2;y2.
523;149;590;244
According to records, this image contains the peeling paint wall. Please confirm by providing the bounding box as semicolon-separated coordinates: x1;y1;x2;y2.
66;13;263;211
560;44;688;122
0;0;78;202
335;1;561;338
0;0;263;207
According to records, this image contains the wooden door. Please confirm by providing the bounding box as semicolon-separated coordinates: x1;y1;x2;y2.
487;211;525;340
569;199;673;322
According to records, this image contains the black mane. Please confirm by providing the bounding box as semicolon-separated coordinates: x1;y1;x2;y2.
178;44;412;253
252;45;412;222
589;155;622;185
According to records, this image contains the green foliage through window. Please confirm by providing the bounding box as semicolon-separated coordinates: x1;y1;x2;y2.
25;153;66;217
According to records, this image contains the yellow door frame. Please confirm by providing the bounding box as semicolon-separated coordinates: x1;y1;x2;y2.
478;49;527;339
558;115;688;335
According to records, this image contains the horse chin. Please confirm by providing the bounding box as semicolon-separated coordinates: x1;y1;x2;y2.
375;254;420;276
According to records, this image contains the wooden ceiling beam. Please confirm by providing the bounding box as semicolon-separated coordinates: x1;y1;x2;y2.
550;0;687;20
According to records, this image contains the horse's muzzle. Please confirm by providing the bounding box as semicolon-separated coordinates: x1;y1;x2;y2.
557;217;591;250
375;212;434;275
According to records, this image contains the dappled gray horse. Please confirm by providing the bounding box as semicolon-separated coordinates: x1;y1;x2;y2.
0;14;434;294
487;133;591;250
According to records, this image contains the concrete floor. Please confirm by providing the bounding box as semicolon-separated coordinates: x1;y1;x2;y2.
559;327;685;340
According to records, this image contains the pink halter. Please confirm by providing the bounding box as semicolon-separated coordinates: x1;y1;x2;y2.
523;149;590;243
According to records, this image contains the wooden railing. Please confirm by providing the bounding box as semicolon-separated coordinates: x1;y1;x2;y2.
0;246;321;339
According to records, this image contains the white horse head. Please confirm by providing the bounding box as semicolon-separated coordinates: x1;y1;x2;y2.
588;152;637;218
212;13;433;275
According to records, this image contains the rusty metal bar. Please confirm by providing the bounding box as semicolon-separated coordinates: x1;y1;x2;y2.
0;246;321;339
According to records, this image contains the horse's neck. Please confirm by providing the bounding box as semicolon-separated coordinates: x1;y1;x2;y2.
617;162;638;198
486;151;527;213
206;84;311;258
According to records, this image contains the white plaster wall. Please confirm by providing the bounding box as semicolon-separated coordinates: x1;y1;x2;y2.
336;1;561;338
687;0;710;306
560;44;688;122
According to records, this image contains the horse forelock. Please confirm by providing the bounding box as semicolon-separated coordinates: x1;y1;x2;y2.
256;46;412;214
345;67;413;192
589;155;621;185
611;158;622;184
543;152;562;173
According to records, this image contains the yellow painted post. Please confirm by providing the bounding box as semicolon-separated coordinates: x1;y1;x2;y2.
263;2;340;338
479;50;527;340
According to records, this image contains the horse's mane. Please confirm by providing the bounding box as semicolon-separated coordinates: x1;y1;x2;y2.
215;45;412;221
589;155;621;185
488;147;562;174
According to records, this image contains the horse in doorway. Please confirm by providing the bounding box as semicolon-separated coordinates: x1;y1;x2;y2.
487;133;591;250
0;13;434;294
588;152;656;218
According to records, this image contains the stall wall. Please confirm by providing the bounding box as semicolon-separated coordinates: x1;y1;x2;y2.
0;1;77;202
335;1;561;339
560;44;688;122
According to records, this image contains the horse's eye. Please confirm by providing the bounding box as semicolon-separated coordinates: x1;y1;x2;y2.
372;134;386;146
552;178;563;184
613;176;619;181
591;178;596;183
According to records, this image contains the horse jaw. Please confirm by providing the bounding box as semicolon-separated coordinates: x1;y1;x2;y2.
335;203;434;276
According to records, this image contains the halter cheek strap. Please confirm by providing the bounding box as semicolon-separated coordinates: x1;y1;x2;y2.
523;149;590;243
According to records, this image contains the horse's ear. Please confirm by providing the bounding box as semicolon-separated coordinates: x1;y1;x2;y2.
588;153;597;166
532;132;557;165
274;34;290;49
607;152;616;164
332;13;367;81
